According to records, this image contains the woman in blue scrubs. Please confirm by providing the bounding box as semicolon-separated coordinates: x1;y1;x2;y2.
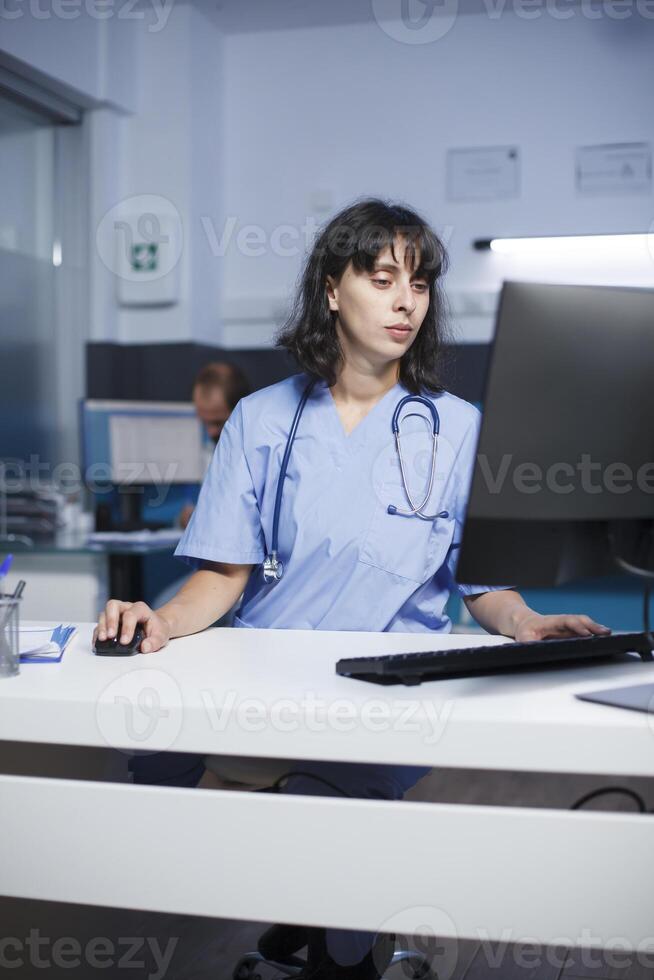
96;199;609;979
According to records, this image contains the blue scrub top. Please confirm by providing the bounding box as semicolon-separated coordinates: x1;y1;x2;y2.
175;373;510;633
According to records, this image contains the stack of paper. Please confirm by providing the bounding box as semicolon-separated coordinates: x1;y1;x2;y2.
87;529;182;546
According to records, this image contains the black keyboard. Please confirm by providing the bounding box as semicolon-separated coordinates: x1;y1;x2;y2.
336;631;654;686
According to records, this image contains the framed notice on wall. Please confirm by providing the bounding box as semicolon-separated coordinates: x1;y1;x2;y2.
446;146;520;202
576;142;652;196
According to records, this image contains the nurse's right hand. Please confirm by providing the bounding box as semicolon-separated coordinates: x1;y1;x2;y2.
94;600;171;654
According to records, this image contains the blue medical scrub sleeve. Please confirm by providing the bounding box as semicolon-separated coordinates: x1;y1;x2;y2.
175;401;266;568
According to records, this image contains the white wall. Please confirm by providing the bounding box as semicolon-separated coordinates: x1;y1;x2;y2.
2;6;225;346
114;5;196;343
219;12;654;345
3;6;653;350
112;4;224;343
188;3;224;345
0;14;138;110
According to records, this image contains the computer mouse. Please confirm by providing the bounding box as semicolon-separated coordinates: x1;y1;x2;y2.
94;619;145;657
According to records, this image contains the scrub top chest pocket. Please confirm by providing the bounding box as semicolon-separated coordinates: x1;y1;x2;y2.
359;498;456;583
358;425;459;584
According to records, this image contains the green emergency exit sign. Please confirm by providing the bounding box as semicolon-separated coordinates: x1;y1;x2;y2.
130;242;159;272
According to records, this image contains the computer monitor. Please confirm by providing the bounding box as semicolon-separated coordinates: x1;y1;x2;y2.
80;400;208;527
81;400;207;485
455;281;654;588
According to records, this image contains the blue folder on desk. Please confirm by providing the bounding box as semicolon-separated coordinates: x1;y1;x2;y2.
19;625;78;664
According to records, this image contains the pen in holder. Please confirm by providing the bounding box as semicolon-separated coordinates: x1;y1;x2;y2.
0;592;21;677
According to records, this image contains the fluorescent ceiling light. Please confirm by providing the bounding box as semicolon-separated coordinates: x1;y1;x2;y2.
473;233;654;258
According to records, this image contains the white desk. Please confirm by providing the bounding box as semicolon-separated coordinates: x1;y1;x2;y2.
1;625;653;953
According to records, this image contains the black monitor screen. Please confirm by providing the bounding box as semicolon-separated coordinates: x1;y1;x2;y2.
456;281;654;588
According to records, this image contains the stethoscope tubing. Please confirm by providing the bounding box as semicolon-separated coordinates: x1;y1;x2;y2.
390;429;442;520
388;395;447;521
271;378;317;556
264;381;447;582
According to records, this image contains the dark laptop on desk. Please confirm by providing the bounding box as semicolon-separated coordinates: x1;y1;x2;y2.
336;281;654;686
577;682;654;715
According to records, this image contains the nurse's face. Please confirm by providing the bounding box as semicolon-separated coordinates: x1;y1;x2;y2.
326;238;430;370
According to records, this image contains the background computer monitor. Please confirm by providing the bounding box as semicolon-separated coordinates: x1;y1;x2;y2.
81;400;206;486
456;281;654;588
80;400;208;528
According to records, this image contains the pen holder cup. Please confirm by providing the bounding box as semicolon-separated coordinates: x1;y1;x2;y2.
0;593;21;678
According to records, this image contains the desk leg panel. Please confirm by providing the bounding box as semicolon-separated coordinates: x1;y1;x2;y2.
1;775;653;951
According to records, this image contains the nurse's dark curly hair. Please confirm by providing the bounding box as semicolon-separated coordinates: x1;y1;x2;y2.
276;198;451;395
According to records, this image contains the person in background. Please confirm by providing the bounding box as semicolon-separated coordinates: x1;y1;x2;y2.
179;361;251;529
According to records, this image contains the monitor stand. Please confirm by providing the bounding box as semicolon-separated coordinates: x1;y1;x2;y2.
96;487;168;533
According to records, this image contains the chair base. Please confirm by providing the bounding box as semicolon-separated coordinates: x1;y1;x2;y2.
232;948;437;979
233;950;305;978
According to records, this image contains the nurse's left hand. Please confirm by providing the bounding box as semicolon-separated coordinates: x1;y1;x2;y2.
514;613;611;642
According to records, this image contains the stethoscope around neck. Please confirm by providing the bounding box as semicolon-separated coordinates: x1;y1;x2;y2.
262;381;449;584
387;394;449;522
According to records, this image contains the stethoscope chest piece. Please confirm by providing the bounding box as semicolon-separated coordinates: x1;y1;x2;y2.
263;552;284;584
